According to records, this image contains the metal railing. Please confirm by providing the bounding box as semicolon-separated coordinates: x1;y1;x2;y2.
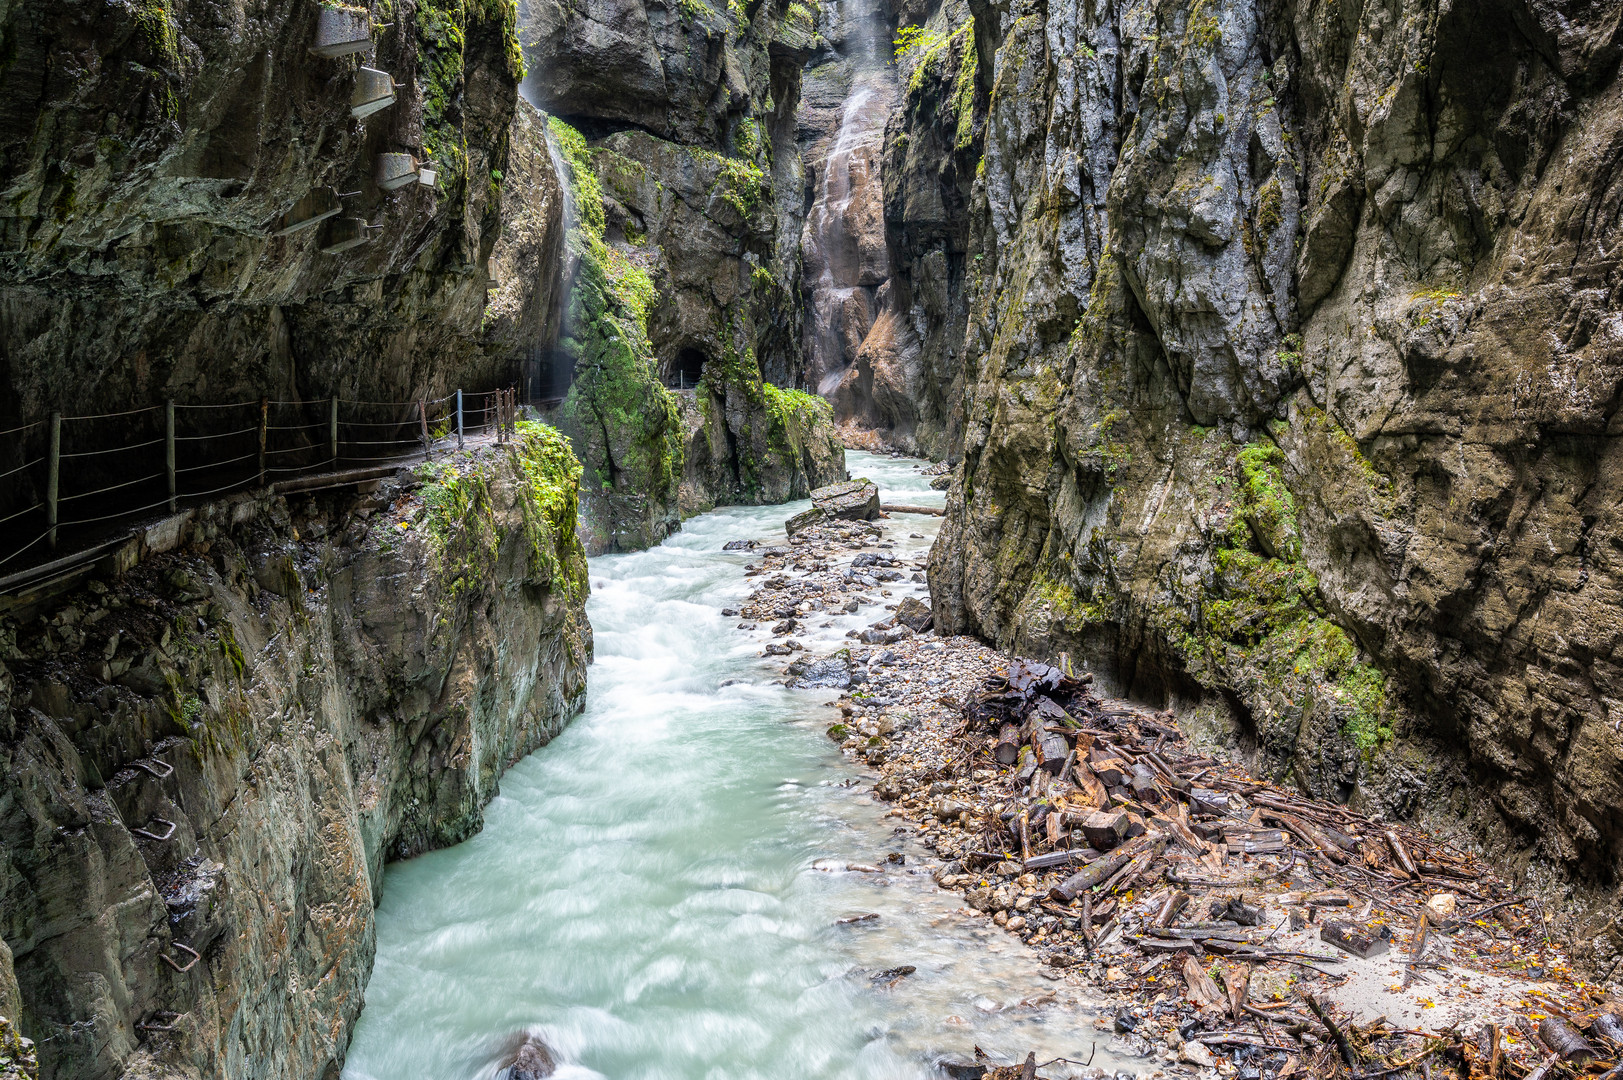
0;386;525;591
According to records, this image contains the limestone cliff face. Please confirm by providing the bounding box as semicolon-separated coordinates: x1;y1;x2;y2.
483;99;571;370
0;0;534;424
523;0;846;551
926;0;1623;903
859;0;980;457
0;432;590;1080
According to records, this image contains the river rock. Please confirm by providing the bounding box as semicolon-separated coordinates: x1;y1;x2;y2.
811;480;881;522
501;1035;557;1079
785;506;827;536
788;653;853;690
861;624;913;645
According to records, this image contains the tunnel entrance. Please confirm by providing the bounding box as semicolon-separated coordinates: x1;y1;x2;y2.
525;349;576;405
667;347;707;390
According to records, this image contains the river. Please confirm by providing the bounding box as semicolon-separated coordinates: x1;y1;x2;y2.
342;453;1122;1080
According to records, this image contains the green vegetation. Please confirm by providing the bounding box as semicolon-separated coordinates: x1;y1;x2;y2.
952;32;978;149
763;383;834;432
416;0;525;186
1233;442;1301;559
893;23;937;61
1256;175;1284;234
548;118;684;538
511;421;589;596
1030;569;1109;629
733;118;763;158
414;459;501;598
412;421;587;598
1171;441;1394;756
134;0;181;68
1276;331;1303;373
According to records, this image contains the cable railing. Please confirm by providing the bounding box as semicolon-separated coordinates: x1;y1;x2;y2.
0;386;526;591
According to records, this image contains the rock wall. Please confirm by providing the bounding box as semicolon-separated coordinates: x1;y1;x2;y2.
482;99;571;370
924;0;1623;914
0;431;591;1080
524;0;847;551
0;0;533;423
859;0;980;456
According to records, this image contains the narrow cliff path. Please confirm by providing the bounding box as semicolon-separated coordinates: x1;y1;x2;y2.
343;454;1121;1079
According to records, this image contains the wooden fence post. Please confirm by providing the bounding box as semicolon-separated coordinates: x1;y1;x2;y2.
456;389;464;450
329;396;339;465
257;398;268;487
419;399;431;460
46;412;60;549
165;400;176;512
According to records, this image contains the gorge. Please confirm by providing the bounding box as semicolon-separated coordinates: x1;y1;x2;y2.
2;0;1622;1075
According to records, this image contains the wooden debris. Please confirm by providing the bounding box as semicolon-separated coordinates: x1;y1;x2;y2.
1591;1013;1623;1048
1182;953;1223;1008
1079;810;1130;848
1539;1017;1596;1062
1320;920;1390;959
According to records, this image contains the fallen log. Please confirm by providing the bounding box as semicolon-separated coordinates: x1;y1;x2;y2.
1021;847;1101;871
994;723;1022;765
1589;1013;1623;1048
1320;920;1390;959
1050;852;1132;902
1538;1017;1595;1062
1078;810;1130;849
879;503;945;516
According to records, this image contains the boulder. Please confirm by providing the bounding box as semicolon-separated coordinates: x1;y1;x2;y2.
501;1035;556;1080
787;652;854;690
785;506;827;536
811;480;881;522
893;596;933;634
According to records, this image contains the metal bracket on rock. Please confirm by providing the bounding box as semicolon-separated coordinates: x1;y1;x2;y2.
134;758;174;779
161;942;201;973
133;818;177;841
137;1011;180;1032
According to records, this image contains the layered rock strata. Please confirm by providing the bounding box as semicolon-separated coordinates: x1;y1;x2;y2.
0;431;590;1080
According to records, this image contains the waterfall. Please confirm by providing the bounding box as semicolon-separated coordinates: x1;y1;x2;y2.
801;0;896;403
536;114;580;402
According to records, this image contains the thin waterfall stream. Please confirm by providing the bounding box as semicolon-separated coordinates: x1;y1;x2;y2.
342;453;1124;1080
802;0;896;400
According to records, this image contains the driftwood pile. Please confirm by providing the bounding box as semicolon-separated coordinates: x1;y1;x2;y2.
926;658;1618;1080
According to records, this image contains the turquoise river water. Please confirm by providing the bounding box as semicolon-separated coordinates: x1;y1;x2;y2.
343;453;1119;1080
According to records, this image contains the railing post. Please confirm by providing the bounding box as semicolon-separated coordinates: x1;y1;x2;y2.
257;398;268;487
329;396;339;465
165;400;176;512
419;399;431;460
46;411;60;550
455;389;464;450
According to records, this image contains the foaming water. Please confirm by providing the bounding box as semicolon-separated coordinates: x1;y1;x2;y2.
343;454;1120;1080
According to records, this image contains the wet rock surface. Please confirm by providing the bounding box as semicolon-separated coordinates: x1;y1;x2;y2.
524;0;847;550
914;0;1623;932
0;0;536;431
0;436;591;1080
